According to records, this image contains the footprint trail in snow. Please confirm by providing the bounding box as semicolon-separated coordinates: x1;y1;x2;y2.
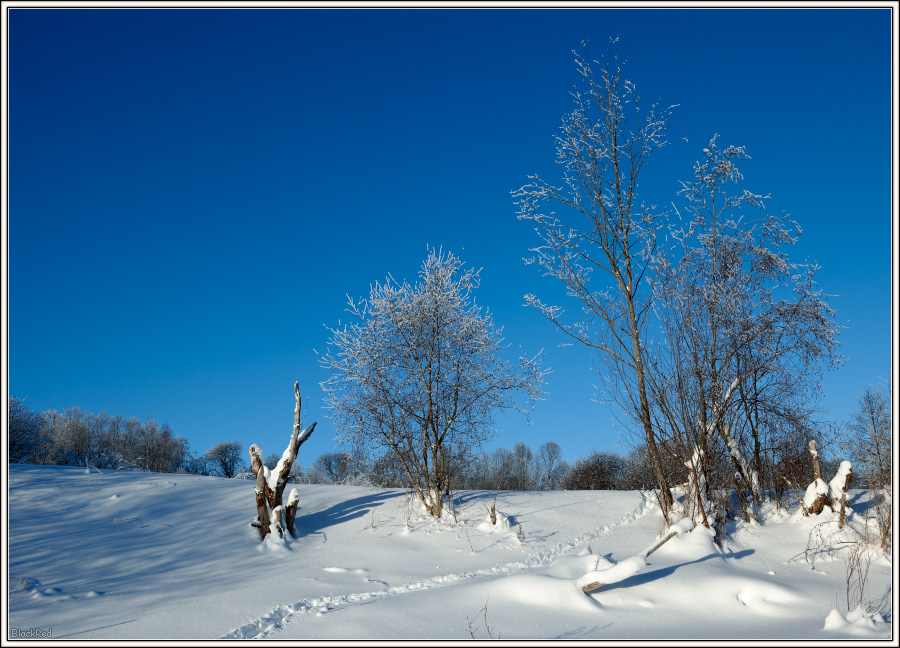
222;492;656;639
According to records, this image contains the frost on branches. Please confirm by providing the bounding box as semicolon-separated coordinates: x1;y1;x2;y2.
513;40;678;517
320;248;546;518
645;135;843;526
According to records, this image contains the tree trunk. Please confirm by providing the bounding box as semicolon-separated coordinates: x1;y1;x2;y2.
734;473;751;523
253;464;271;538
685;447;711;529
630;317;673;517
270;506;284;537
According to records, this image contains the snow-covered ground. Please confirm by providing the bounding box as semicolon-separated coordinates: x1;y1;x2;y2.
5;464;894;641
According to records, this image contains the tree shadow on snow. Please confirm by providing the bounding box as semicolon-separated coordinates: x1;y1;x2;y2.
53;619;139;638
597;549;755;593
451;490;507;508
554;623;613;639
847;490;885;513
295;491;401;539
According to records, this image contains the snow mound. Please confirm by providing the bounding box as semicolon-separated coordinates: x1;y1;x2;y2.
823;606;890;637
477;511;516;533
576;555;647;590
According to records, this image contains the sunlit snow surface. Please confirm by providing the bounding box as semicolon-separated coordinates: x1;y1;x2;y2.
6;464;893;641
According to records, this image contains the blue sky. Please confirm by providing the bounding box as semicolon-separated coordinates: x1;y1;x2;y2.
7;6;894;466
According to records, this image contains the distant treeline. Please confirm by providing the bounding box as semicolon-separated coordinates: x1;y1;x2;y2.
8;396;206;474
301;443;654;492
7;396;646;490
8;395;843;492
301;437;845;494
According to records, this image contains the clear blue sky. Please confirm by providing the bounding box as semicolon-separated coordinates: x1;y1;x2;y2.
7;6;895;466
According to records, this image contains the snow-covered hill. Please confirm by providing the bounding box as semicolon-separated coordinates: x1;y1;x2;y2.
5;464;893;641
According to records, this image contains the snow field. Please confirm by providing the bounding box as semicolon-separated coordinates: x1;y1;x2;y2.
5;464;893;641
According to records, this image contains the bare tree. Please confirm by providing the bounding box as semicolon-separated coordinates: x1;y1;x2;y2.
320;248;546;517
514;40;677;516
312;451;356;484
843;383;891;491
180;453;212;476
618;447;658;490
536;441;567;490
841;383;892;546
508;442;537;491
204;441;245;479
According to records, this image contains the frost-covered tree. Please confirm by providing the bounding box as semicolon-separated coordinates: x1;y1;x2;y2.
646;136;842;524
34;407;190;472
320;249;546;517
514;40;677;515
179;453;212;476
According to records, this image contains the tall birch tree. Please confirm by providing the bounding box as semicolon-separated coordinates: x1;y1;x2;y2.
513;41;677;516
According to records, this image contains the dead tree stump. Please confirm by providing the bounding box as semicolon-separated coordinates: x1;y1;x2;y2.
805;441;829;516
831;461;853;528
804;443;853;520
250;382;316;539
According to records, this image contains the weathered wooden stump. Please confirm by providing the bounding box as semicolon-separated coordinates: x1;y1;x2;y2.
250;382;316;539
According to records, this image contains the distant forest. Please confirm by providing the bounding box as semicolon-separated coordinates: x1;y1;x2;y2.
9;395;857;496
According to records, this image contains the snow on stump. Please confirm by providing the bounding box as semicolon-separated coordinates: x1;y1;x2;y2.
803;442;852;520
249;382;316;539
804;441;829;515
803;478;830;516
829;461;853;528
